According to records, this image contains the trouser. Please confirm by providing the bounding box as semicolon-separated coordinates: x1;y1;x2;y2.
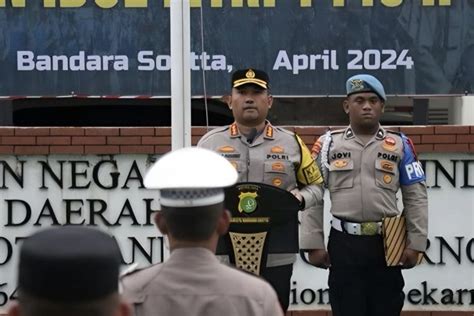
261;264;293;312
328;228;404;316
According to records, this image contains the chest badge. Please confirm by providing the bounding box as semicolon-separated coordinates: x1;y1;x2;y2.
238;192;258;214
334;159;348;168
383;137;397;152
381;160;395;172
218;146;235;153
271;146;284;153
383;174;393;184
272;162;285;172
272;177;283;187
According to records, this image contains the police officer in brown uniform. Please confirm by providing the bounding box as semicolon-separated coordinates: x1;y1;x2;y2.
8;226;131;316
121;147;283;316
300;74;428;316
198;68;324;311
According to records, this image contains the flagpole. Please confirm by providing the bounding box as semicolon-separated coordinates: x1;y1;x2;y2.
170;0;191;150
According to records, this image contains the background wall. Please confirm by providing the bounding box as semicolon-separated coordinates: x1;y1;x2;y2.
0;125;473;316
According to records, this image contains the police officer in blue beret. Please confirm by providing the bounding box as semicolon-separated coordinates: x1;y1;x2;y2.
301;74;428;316
7;226;131;316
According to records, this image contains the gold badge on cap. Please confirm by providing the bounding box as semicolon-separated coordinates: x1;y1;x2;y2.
383;174;392;184
246;69;256;79
350;79;365;91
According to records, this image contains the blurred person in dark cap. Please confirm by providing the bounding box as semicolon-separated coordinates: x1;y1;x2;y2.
198;68;324;311
121;147;283;316
301;74;428;316
7;226;131;316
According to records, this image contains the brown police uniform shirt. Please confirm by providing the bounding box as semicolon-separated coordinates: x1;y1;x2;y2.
300;126;428;252
198;122;324;267
121;248;283;316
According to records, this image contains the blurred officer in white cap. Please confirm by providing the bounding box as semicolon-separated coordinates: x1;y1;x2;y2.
8;226;131;316
121;147;283;316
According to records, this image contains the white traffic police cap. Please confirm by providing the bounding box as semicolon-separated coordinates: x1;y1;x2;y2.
144;147;238;207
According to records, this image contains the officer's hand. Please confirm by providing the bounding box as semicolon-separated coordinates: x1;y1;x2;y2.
399;248;420;269
308;249;331;269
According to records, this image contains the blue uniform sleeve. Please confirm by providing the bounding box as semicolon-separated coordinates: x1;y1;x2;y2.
399;133;426;185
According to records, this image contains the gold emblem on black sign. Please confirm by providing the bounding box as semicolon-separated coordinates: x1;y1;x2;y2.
238;192;258;214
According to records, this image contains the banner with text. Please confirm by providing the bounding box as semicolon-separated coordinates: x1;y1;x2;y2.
0;1;473;97
0;152;473;311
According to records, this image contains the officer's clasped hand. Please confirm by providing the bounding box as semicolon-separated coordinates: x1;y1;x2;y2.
308;249;331;269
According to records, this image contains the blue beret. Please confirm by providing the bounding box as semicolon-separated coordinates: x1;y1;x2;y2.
346;74;386;101
19;226;121;302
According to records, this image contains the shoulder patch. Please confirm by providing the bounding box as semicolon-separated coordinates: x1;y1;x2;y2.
405;136;418;160
399;133;425;185
295;134;323;185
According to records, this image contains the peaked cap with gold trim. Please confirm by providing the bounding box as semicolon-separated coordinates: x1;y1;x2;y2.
232;68;269;89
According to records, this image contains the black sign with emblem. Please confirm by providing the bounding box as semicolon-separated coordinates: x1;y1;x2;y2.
216;182;301;255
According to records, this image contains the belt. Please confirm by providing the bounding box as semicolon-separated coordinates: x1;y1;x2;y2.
331;217;382;236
